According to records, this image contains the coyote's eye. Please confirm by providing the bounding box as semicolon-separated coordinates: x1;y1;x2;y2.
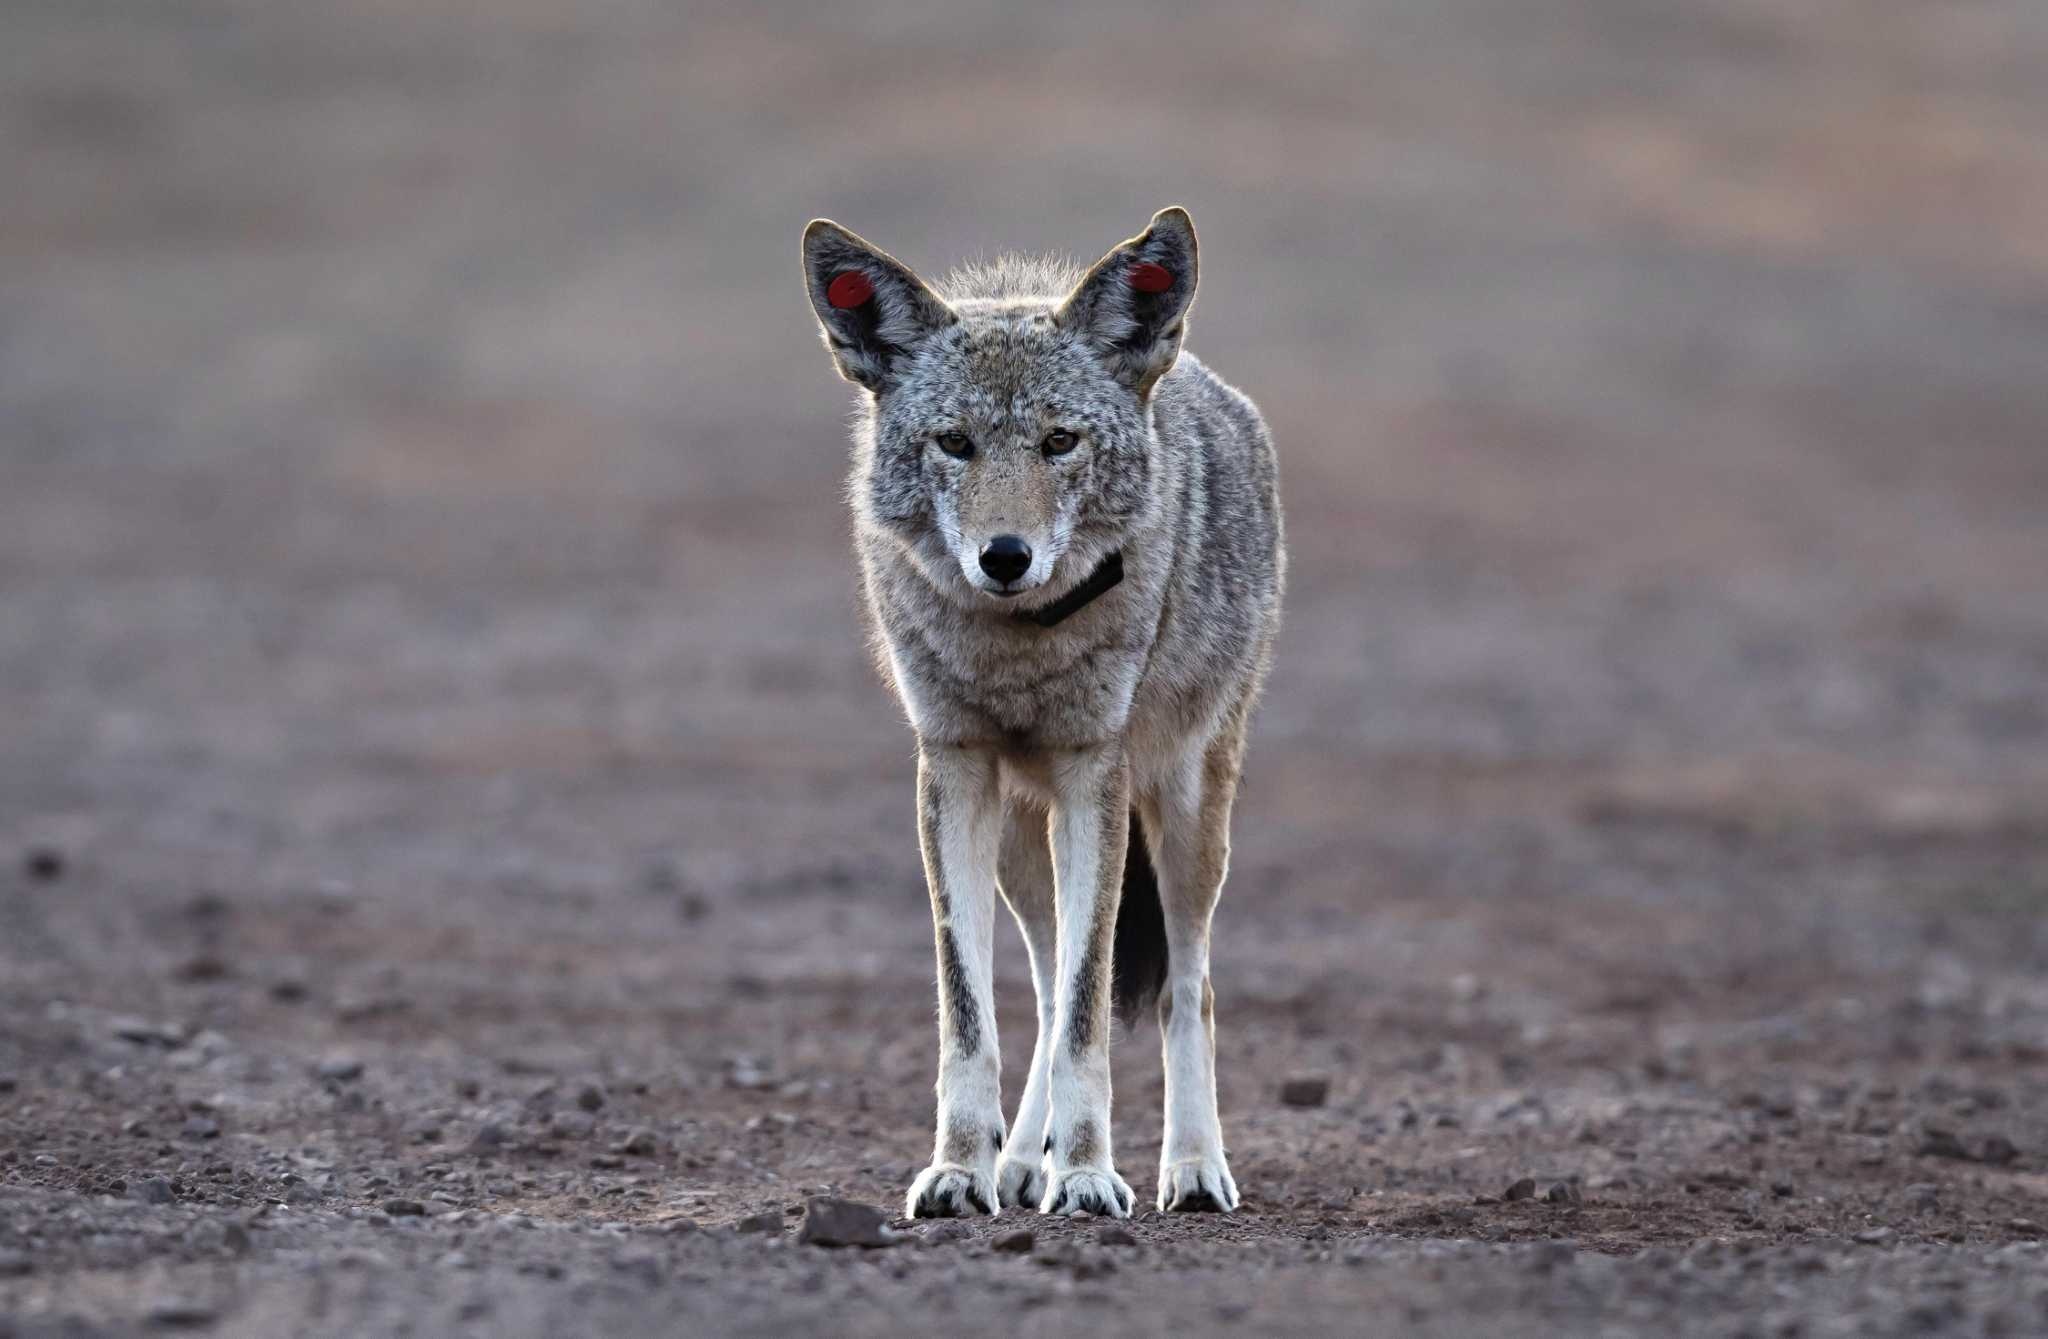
935;431;974;459
1041;429;1079;457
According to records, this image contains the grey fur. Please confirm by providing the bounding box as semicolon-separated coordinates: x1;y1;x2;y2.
801;207;1283;1218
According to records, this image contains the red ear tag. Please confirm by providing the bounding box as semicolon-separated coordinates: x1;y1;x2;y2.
826;271;875;309
1127;262;1173;293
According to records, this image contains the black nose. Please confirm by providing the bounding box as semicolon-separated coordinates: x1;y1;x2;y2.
978;535;1032;584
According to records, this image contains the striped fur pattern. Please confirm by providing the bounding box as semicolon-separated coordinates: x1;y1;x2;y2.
800;208;1284;1217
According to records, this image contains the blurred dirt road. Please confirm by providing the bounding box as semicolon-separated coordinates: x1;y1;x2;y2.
4;2;2048;1334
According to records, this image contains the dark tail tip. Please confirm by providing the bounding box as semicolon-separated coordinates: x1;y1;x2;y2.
1111;812;1168;1028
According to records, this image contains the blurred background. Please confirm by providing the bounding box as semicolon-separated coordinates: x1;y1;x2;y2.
4;0;2048;1329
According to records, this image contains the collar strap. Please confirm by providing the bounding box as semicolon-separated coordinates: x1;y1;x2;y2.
1017;550;1123;628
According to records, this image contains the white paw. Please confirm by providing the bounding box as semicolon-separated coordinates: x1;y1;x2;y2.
1040;1166;1134;1218
906;1163;998;1218
995;1152;1045;1210
1157;1154;1240;1213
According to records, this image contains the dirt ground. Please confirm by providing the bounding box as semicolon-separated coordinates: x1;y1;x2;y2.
5;1;2048;1335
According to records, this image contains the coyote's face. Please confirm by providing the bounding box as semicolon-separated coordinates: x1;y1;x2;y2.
802;212;1198;605
868;314;1154;599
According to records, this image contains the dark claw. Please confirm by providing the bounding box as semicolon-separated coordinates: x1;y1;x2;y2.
1170;1187;1228;1213
912;1172;993;1219
1049;1179;1127;1217
1005;1170;1044;1209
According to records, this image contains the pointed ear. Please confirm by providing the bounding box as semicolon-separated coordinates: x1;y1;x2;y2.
801;220;955;392
1056;207;1198;395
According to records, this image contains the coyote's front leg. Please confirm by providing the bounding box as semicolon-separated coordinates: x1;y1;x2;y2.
1038;742;1136;1218
905;744;1005;1217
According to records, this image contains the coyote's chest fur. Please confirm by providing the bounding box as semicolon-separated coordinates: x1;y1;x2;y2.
801;208;1282;1221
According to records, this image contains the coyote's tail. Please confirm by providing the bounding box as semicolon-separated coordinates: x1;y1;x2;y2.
1111;812;1168;1028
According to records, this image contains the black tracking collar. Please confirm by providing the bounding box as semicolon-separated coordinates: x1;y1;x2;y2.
1017;550;1124;628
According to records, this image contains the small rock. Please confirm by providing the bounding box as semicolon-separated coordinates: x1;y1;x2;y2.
1279;1076;1330;1108
335;994;410;1023
726;1057;777;1090
796;1196;899;1248
382;1198;427;1217
734;1210;783;1235
589;1153;625;1170
549;1111;596;1140
991;1227;1036;1254
0;1249;30;1277
576;1084;607;1112
1544;1181;1583;1206
173;955;229;983
1853;1227;1895;1246
1918;1127;1971;1161
145;1300;217;1329
466;1122;509;1154
920;1221;972;1247
181;1116;220;1141
1503;1177;1538;1202
269;979;309;1003
2007;1218;2042;1237
221;1223;250;1254
1046;1245;1117;1279
620;1129;659;1157
315;1054;364;1082
1979;1134;2020;1166
133;1176;176;1205
23;846;65;882
112;1016;184;1047
611;1247;665;1285
1097;1225;1139;1247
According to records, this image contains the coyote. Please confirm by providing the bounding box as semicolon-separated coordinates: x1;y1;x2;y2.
800;208;1283;1218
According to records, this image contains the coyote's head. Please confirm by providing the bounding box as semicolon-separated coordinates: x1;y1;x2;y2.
801;209;1198;605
